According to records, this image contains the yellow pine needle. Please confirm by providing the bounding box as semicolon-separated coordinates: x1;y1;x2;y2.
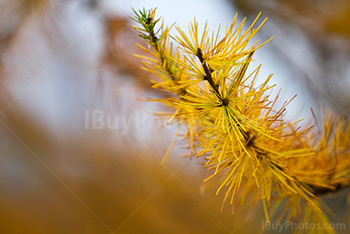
160;126;180;167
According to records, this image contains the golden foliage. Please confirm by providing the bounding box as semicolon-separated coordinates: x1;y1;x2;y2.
132;8;350;233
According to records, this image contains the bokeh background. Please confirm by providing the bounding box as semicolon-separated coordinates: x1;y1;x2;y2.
0;0;349;233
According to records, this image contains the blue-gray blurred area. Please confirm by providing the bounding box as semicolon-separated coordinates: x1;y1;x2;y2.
229;0;350;117
0;0;348;233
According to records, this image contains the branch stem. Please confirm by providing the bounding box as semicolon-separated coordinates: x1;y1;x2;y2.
196;48;221;99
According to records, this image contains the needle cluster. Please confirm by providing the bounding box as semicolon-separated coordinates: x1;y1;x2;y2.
131;8;349;233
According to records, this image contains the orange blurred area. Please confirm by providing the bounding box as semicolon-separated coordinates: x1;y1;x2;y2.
0;120;259;233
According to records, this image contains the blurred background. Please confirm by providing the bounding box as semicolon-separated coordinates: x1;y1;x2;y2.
0;0;349;233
